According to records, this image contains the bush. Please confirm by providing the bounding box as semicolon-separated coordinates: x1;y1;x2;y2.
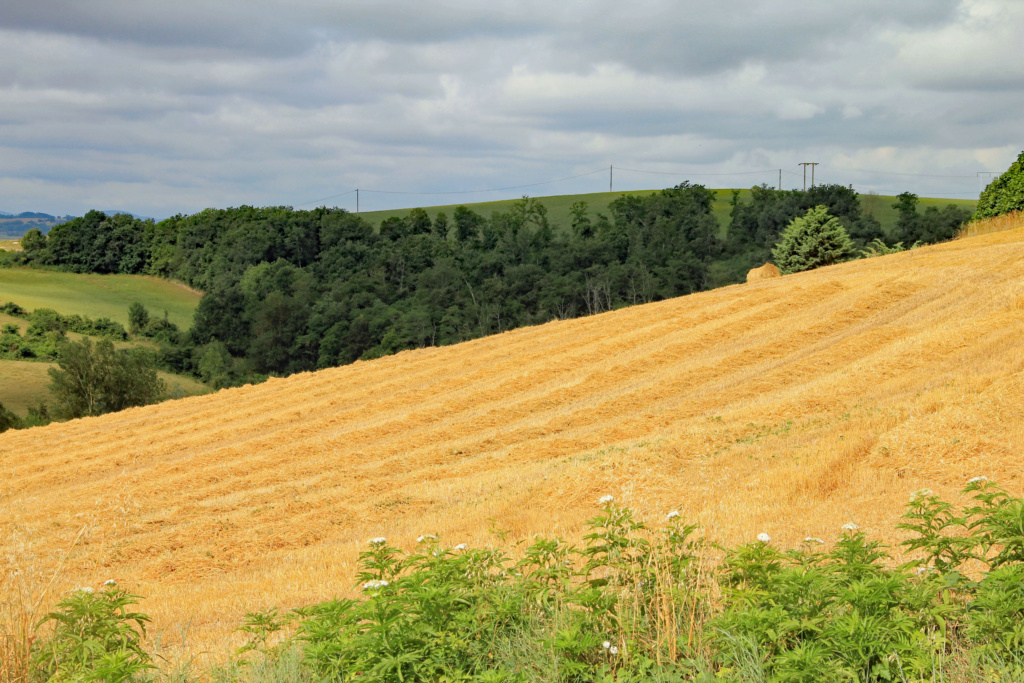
48;338;166;419
976;151;1024;220
0;401;19;433
771;205;853;275
32;583;153;682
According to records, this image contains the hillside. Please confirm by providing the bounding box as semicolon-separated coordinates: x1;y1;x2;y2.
358;189;977;235
0;268;200;329
2;227;1022;658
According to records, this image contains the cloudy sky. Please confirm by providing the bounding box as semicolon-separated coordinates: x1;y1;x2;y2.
1;0;1022;218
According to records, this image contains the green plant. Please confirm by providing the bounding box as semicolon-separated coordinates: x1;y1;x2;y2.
975;151;1024;220
771;205;854;274
32;584;153;682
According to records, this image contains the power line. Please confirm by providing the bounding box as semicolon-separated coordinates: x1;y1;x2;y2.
360;167;606;194
614;167;779;177
830;167;979;179
295;188;356;208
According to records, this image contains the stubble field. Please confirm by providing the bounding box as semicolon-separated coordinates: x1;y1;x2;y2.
1;225;1023;662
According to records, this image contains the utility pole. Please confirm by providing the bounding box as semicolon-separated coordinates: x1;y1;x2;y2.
610;165;613;193
356;189;359;214
977;171;998;195
798;162;819;190
778;169;782;191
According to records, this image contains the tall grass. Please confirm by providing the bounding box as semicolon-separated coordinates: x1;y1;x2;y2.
958;209;1024;238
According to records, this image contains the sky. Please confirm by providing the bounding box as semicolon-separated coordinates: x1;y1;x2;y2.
1;0;1022;218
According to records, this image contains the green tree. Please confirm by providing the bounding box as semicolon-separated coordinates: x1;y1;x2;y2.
21;227;47;252
48;338;166;419
975;150;1024;219
198;341;233;388
128;302;150;336
0;401;19;433
771;205;853;275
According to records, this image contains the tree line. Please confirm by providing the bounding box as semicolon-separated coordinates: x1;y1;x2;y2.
3;184;971;387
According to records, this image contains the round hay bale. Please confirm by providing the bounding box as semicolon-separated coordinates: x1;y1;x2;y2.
747;262;781;282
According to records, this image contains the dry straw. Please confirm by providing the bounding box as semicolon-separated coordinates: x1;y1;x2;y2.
1;226;1024;660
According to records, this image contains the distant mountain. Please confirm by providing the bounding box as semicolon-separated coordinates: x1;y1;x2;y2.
0;211;11;217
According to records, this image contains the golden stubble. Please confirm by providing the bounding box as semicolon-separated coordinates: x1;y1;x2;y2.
2;227;1023;665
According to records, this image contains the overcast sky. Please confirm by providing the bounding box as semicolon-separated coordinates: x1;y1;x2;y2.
1;0;1022;218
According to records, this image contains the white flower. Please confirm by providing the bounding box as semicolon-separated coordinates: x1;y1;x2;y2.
969;476;989;484
362;579;389;590
599;495;614;504
602;641;611;649
841;522;859;531
609;646;619;655
369;537;387;546
910;489;933;501
77;587;94;594
804;537;824;544
916;566;932;575
454;543;468;551
103;579;117;586
666;510;680;520
756;533;771;543
416;534;437;544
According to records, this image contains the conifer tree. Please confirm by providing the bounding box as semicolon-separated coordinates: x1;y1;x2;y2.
771;205;853;275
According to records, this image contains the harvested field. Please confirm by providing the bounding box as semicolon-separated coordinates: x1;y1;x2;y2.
2;228;1024;663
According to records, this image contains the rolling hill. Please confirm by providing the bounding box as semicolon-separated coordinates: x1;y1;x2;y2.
357;189;978;236
1;224;1022;659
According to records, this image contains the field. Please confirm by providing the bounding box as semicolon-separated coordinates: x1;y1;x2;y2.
0;240;21;251
1;225;1022;663
358;189;977;235
0;360;209;415
0;267;200;329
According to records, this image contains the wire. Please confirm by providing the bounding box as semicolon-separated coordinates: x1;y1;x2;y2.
829;167;979;179
360;167;609;196
295;189;356;207
615;167;779;177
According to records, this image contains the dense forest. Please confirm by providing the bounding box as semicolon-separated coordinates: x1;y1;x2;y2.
2;184;971;386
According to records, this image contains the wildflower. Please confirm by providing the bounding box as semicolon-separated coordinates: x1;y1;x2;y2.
910;489;933;501
599;495;614;504
369;537;387;546
362;579;389;590
454;543;468;551
77;587;94;594
841;522;859;531
916;566;932;575
602;641;611;649
756;532;771;543
609;646;619;655
804;537;824;544
416;534;437;544
969;476;989;484
103;579;117;586
666;510;680;520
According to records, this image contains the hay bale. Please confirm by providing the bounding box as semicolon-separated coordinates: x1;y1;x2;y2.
747;262;781;282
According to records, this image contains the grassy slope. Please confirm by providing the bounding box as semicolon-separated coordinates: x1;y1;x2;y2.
358;189;978;236
0;360;208;414
0;268;200;329
0;269;204;414
1;225;1020;657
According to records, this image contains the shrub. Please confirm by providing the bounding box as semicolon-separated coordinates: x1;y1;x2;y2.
32;584;153;682
48;338;166;419
771;205;853;275
976;151;1024;220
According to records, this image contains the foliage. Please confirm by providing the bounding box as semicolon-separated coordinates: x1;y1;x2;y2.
892;192;973;245
771;206;854;275
128;303;149;336
975;151;1024;220
32;584;153;682
47;337;166;419
858;238;920;258
0;400;19;432
22;482;1024;681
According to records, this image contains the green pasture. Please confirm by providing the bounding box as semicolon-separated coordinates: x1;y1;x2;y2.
0;359;209;416
357;189;977;238
0;268;201;329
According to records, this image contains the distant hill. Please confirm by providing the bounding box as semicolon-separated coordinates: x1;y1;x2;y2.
0;210;152;237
